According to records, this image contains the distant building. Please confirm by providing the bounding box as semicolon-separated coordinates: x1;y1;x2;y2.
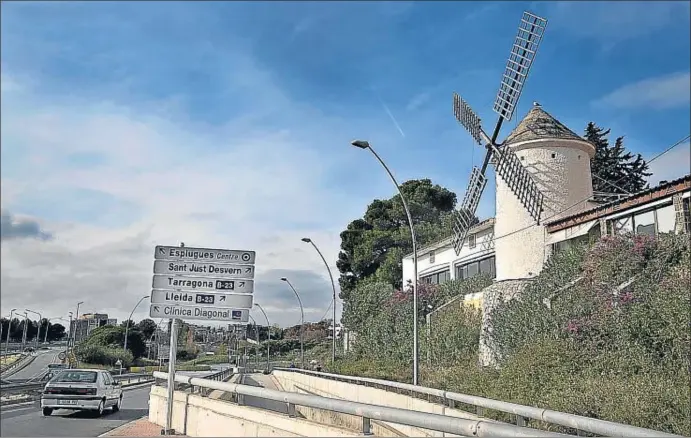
71;313;116;343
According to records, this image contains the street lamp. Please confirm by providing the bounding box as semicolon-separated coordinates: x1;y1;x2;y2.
280;277;304;369
73;301;84;347
20;313;29;352
350;139;420;385
4;308;17;355
300;237;338;365
248;315;260;369
25;309;42;349
253;303;271;372
124;295;150;353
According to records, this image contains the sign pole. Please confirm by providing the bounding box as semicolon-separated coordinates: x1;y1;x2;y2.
164;242;184;436
164;317;178;435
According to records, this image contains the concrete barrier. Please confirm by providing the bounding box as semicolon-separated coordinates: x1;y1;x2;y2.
273;370;492;437
148;385;360;437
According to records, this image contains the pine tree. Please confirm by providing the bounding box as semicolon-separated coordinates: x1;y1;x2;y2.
584;122;651;202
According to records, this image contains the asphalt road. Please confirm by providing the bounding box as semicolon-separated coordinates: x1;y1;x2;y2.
5;349;60;381
0;384;152;437
241;374;288;414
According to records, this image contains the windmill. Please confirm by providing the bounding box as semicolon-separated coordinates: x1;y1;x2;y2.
451;11;548;256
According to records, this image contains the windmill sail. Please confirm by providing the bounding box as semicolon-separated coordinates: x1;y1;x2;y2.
493;145;544;223
452;166;488;255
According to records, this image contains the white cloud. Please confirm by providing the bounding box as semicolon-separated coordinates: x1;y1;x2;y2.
0;67;390;328
593;72;691;110
546;1;689;42
406;92;431;112
647;141;691;185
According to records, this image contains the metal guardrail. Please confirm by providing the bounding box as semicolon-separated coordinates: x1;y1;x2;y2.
153;371;569;437
0;354;34;378
272;367;682;438
0;372;155;395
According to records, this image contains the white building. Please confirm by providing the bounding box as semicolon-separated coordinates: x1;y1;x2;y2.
402;103;691;324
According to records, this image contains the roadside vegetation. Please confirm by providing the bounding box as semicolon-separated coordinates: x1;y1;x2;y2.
329;233;690;436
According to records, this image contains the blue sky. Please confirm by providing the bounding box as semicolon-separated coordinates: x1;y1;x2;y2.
1;1;689;325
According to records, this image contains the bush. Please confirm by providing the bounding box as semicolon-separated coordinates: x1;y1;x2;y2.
75;344;133;367
338;233;690;435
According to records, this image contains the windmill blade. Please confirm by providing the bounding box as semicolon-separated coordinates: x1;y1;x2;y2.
452;165;488;256
493;11;547;122
453;93;486;145
493;145;544;223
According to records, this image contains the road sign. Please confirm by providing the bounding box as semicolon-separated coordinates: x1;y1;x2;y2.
149;304;250;323
58;352;66;361
151;289;253;309
154;246;255;264
158;344;170;360
153;260;255;279
152;275;254;294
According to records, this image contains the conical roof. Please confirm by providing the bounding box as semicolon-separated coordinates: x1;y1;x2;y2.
503;102;584;145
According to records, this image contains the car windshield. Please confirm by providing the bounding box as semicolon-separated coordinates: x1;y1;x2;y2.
52;371;98;383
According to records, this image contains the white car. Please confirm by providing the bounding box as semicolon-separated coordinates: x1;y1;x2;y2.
40;369;123;417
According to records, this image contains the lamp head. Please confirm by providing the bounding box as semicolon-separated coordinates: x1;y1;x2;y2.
280;277;287;282
351;140;370;149
301;237;311;243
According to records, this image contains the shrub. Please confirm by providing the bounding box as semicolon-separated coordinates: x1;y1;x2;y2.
75;344;133;367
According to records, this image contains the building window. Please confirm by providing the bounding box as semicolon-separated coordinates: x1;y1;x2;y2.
656;204;676;234
551;153;556;158
421;269;450;285
468;234;476;249
429;251;435;264
634;210;655;236
609;203;681;237
455;256;496;280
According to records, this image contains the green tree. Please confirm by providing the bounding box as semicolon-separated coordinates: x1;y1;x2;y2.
585;122;651;202
46;322;67;341
137;318;157;339
84;325;146;359
337;179;466;299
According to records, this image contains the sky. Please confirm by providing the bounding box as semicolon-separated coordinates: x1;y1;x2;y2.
1;1;690;328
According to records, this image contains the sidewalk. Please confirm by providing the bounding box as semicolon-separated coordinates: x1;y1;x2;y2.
101;416;186;437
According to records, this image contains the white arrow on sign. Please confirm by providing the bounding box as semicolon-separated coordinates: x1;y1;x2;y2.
154;245;256;264
150;289;253;309
148;304;250;323
152;275;254;294
153;260;255;279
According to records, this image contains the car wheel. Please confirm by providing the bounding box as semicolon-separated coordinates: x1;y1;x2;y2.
112;396;122;412
96;400;105;416
42;407;53;416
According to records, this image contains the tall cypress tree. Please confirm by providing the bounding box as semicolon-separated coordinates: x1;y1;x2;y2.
584;122;651;202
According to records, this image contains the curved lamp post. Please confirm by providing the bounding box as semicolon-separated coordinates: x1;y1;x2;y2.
280;277;304;369
253;303;271;371
123;295;150;352
73;301;84;349
4;308;17;355
25;309;42;349
300;237;338;365
248;315;260;368
20;313;29;352
350;139;420;385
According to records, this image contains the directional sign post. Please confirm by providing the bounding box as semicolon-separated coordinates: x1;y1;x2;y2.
151;243;256;435
153;260;255;279
152;275;254;294
149;304;250;322
151;289;254;309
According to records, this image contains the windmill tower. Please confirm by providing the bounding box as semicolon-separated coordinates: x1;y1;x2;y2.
451;11;598;365
494;103;595;280
451;11;549;271
451;11;597;281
